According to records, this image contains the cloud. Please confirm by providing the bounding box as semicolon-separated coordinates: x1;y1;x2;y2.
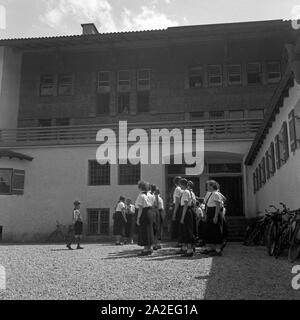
40;0;117;33
40;0;182;34
122;6;179;31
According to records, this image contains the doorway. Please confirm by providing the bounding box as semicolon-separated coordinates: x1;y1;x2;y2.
210;176;244;216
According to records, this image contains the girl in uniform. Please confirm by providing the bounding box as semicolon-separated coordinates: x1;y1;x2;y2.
202;180;223;256
172;176;182;246
67;200;84;250
179;178;194;257
113;196;127;245
136;181;154;256
153;188;165;250
187;180;197;245
125;198;136;244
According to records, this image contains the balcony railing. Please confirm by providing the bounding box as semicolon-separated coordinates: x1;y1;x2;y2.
0;118;263;147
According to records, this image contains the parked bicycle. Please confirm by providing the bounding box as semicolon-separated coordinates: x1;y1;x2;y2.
47;220;69;243
244;202;300;262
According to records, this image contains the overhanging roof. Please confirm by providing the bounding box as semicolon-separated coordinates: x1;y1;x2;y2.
0;149;33;161
0;19;296;50
244;65;295;166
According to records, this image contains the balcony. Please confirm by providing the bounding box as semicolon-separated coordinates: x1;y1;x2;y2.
0;118;263;147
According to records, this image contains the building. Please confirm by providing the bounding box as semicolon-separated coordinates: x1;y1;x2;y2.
245;39;300;216
0;20;299;241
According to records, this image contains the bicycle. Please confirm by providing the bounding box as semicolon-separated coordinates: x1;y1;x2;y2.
47;220;69;243
287;209;300;262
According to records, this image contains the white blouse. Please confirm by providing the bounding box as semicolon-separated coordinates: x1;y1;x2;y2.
173;186;182;204
181;189;192;206
204;191;222;208
135;192;152;209
116;201;125;212
147;192;156;207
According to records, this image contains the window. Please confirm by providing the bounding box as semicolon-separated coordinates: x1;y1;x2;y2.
118;93;130;114
267;61;281;83
268;142;276;176
229;110;244;119
0;169;25;195
137;69;150;91
288;109;300;152
253;171;257;194
275;122;289;169
189;66;203;88
247;62;261;85
40;75;55;96
38;119;52;127
12;170;25;195
248;109;264;119
88;161;110;186
119;163;141;185
279;122;289;165
97;93;110;115
98;71;110;92
56;118;70;126
228;64;242;85
208;65;222;87
209;111;224;119
255;168;260;191
118;70;130;91
265;150;270;179
258;163;262;188
190;112;205;120
137;92;150;113
87;209;110;235
58;74;73;96
261;157;266;184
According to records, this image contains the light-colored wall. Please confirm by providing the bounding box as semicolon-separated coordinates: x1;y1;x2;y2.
0;145;166;241
0;46;22;129
0;138;250;241
246;81;300;217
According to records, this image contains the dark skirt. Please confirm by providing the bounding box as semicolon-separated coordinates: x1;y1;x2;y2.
178;206;194;244
74;221;83;236
113;211;126;236
203;207;223;245
171;205;181;240
153;209;164;240
138;207;154;246
125;213;135;238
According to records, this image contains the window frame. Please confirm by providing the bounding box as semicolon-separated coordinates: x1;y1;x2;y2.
58;73;73;96
87;208;110;236
97;71;111;93
207;64;223;87
137;91;150;113
0;169;25;195
188;66;204;88
88;160;111;186
97;93;111;115
247;62;262;85
228;64;242;86
40;74;55;97
118;70;130;92
266;61;281;84
118;163;141;186
137;69;150;91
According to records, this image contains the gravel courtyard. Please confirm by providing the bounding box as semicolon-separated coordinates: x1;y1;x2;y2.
0;242;299;300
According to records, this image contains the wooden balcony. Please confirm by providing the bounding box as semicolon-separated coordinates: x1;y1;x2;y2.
0;118;263;147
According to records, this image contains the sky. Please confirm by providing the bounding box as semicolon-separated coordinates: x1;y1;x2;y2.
0;0;300;39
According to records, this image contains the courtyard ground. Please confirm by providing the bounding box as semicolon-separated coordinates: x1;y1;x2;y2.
0;242;299;300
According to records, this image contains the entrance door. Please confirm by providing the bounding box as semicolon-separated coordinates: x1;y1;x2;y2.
210;176;244;216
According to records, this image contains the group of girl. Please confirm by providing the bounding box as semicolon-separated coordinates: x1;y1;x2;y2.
171;177;227;257
113;181;165;256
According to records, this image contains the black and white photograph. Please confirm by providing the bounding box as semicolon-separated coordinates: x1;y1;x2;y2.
0;0;300;310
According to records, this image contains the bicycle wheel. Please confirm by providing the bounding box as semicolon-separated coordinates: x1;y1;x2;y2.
288;244;300;263
267;223;277;256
